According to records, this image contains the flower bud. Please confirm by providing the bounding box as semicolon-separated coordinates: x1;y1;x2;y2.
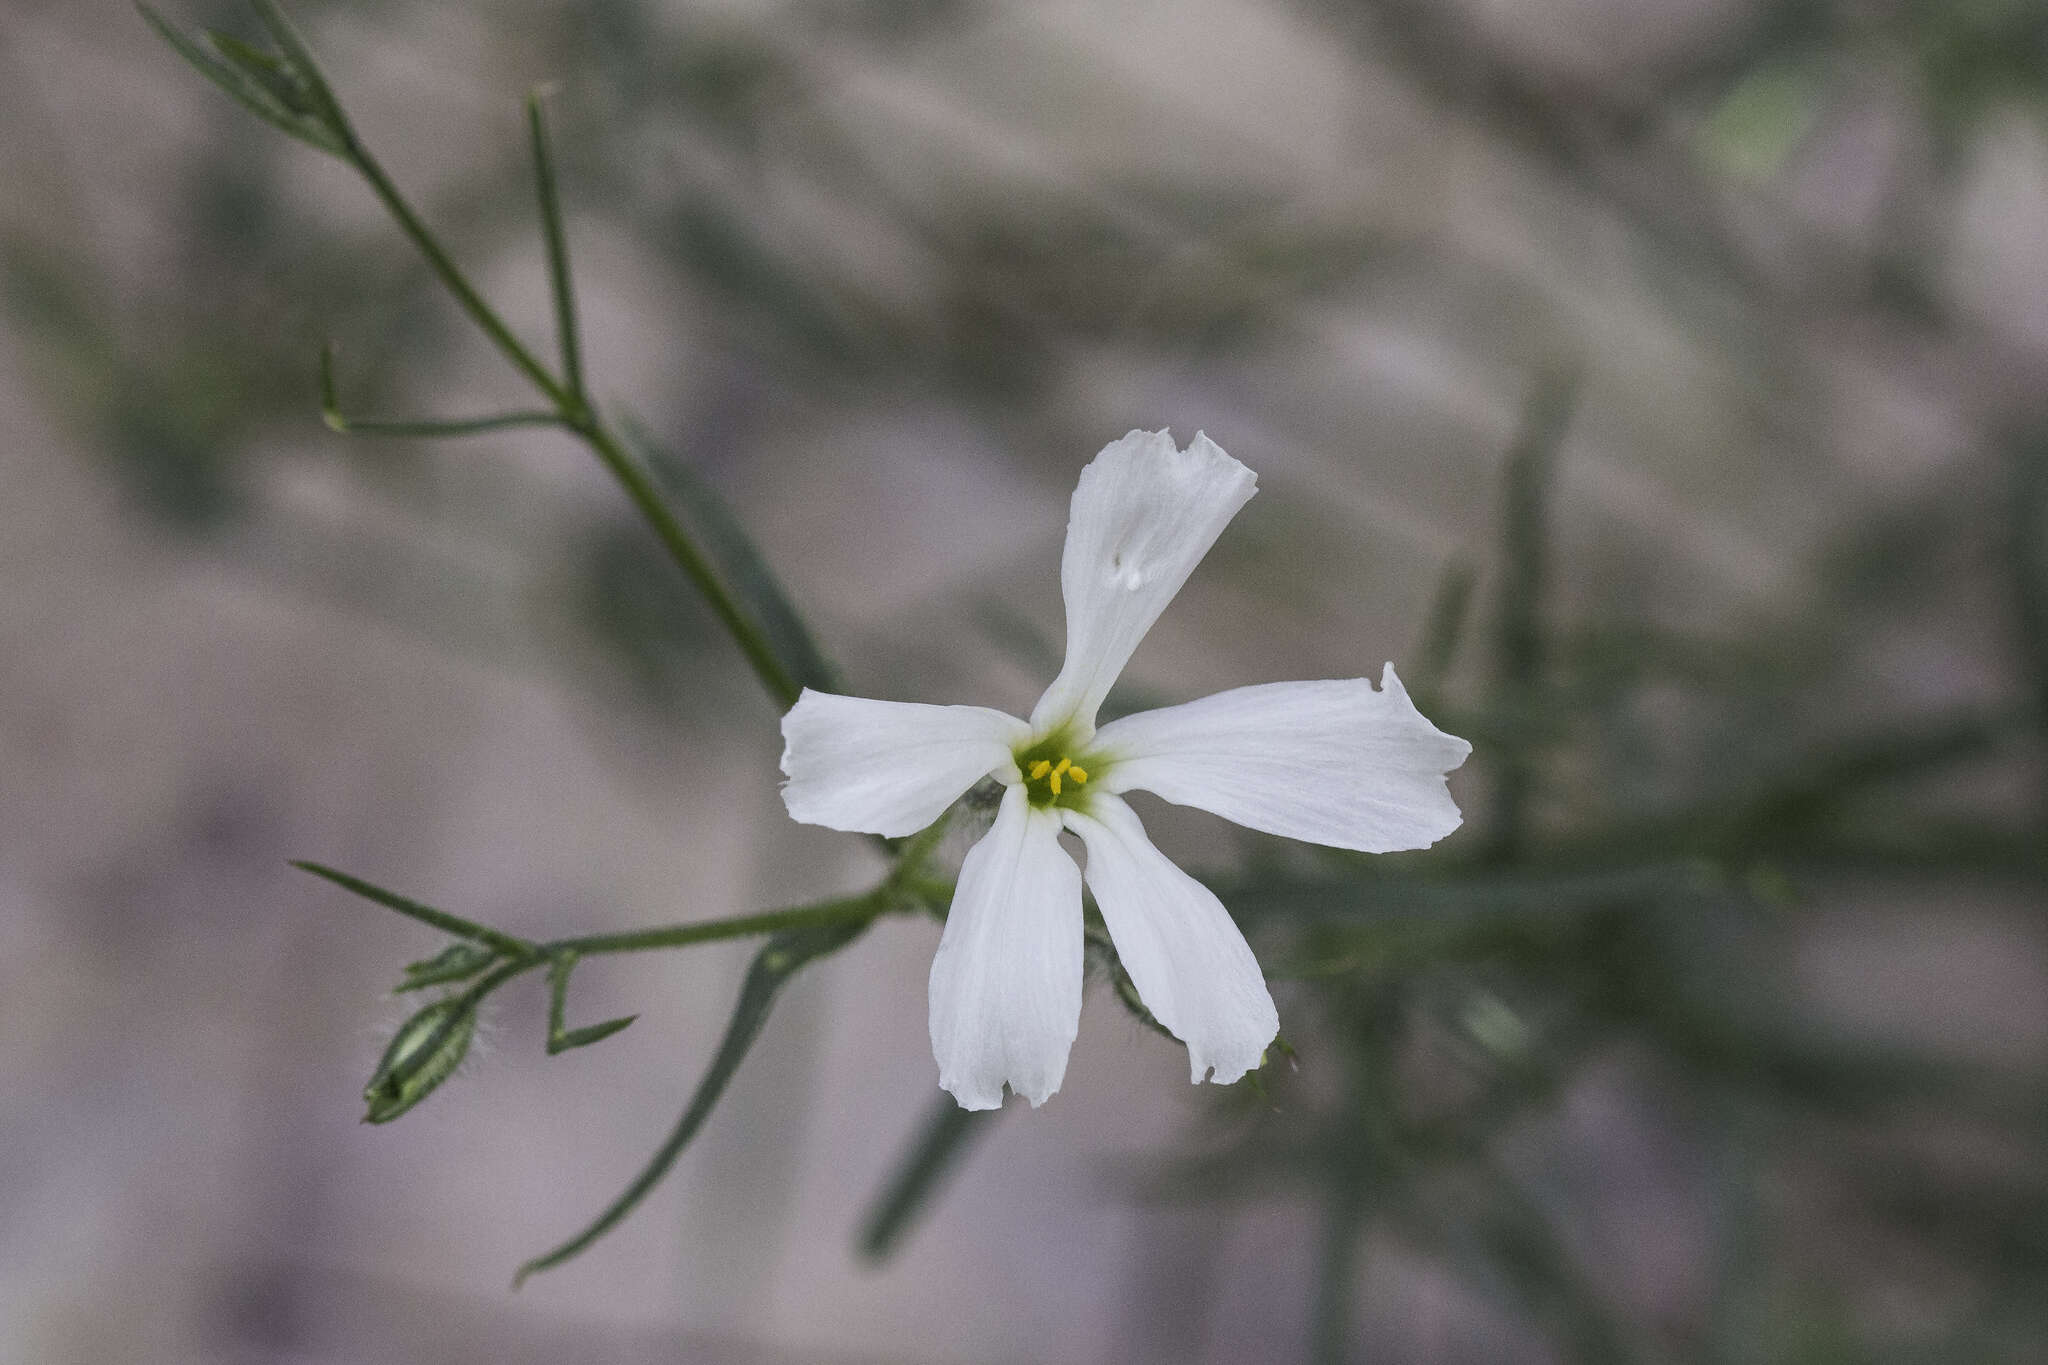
363;997;475;1124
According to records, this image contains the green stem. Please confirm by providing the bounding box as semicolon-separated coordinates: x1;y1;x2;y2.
342;143;568;406
1310;1177;1367;1365
153;2;808;712
573;418;803;708
549;889;890;958
344;129;799;704
346;141;796;707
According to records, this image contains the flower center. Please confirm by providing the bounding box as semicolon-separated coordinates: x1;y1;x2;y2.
1028;755;1087;797
1014;734;1098;810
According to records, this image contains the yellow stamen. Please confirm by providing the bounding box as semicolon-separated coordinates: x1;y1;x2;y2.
1069;766;1088;784
1048;756;1072;796
1028;759;1052;780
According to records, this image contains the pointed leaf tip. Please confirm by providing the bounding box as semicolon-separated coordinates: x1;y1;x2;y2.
549;1014;638;1054
514;918;864;1282
397;941;496;992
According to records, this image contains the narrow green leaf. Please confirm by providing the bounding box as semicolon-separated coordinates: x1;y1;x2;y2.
204;31;287;79
319;341;563;438
554;1016;638;1051
858;1093;995;1263
397;941;496;992
204;30;316;116
542;953;637;1055
291;860;534;958
137;4;344;155
246;0;351;139
622;417;843;698
527;90;584;402
327;410;566;439
513;918;866;1285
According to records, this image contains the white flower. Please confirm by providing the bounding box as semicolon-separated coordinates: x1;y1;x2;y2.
779;430;1472;1110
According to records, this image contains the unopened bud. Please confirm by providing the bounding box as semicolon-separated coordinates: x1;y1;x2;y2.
363;997;475;1124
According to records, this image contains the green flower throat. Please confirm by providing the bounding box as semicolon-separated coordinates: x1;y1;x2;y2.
1014;731;1103;811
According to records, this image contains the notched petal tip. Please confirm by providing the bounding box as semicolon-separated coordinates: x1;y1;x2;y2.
776;687;830;777
929;793;1084;1112
939;1078;1007;1112
1092;670;1473;854
1377;662;1475;769
1184;428;1256;488
1070;797;1279;1092
1033;429;1261;733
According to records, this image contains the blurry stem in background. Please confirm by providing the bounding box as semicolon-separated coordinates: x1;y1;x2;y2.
145;0;810;712
2012;433;2048;823
1703;1102;1770;1365
858;1092;996;1262
1409;553;1476;714
1484;365;1580;861
1310;1175;1368;1365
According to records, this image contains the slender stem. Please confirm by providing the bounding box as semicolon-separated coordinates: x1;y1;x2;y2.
153;1;809;714
1310;1177;1367;1365
342;142;569;407
574;419;803;707
327;410;567;438
1485;366;1578;862
342;133;798;708
527;91;584;405
549;890;888;958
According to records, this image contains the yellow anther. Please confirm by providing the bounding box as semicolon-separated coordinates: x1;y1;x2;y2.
1022;752;1088;802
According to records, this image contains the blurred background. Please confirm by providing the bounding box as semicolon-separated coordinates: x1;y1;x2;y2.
4;0;2046;1361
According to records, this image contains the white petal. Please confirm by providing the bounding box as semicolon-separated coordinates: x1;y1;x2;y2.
1065;795;1278;1086
780;689;1028;838
929;785;1084;1109
1092;664;1471;853
1030;430;1256;735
